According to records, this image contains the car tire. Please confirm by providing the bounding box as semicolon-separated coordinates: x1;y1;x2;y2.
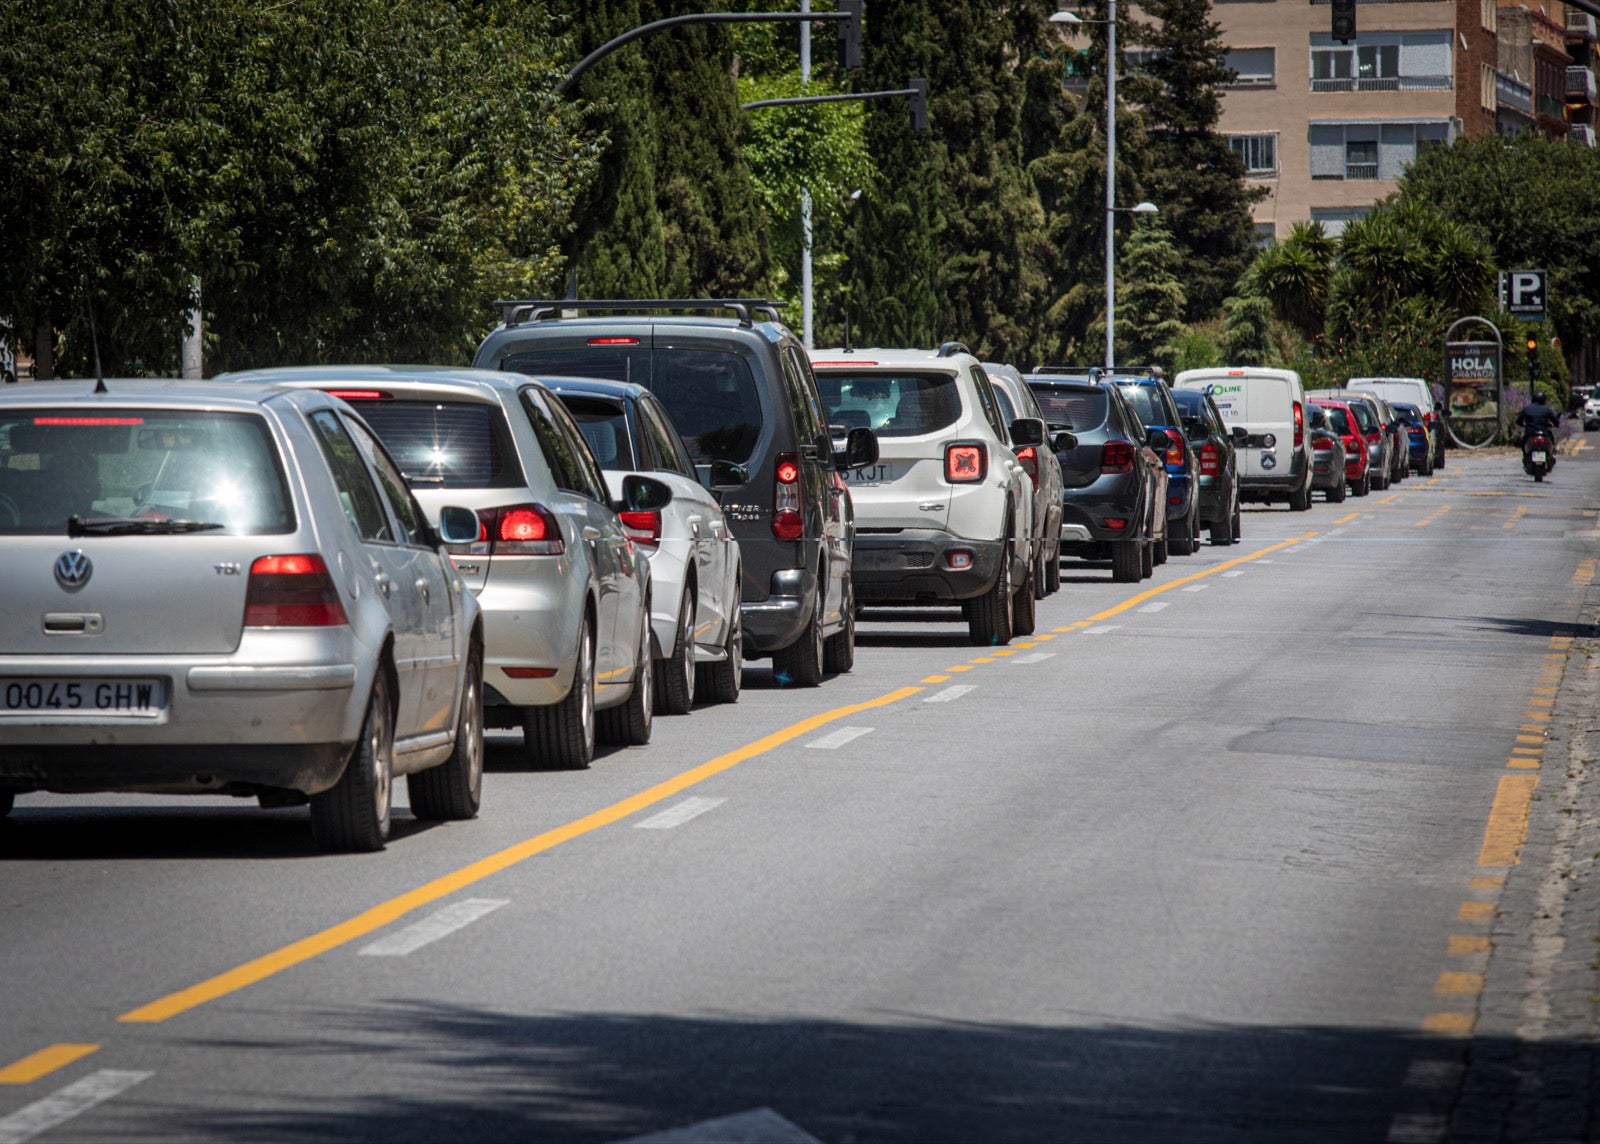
1046;543;1062;593
1011;555;1037;636
1140;538;1154;579
408;642;483;822
524;617;596;770
1111;539;1142;582
1353;473;1370;497
772;586;825;687
1326;474;1346;503
1289;479;1313;512
696;601;743;705
966;544;1014;645
655;586;696;716
0;789;13;818
310;673;394;853
823;575;856;675
1171;507;1199;556
600;612;654;746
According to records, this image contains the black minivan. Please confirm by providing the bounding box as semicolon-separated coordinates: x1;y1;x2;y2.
474;300;876;687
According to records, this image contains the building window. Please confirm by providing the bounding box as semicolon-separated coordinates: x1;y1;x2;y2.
1253;222;1277;246
1346;139;1379;179
1481;0;1497;32
1481;63;1497;111
1228;133;1278;174
1310;31;1452;92
1310;207;1369;238
1224;47;1275;86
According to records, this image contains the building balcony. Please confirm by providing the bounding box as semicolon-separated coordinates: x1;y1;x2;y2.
1310;75;1453;92
1571;123;1597;145
1567;65;1598;103
1567;10;1597;39
1496;71;1535;113
1538;92;1569;120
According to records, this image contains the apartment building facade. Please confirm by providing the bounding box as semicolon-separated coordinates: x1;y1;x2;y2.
1214;0;1597;239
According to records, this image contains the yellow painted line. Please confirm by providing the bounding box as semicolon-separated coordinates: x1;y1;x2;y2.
1532;687;1558;696
945;664;973;673
921;675;950;684
1479;774;1539;868
120;684;926;1024
1333;512;1359;524
1033;634;1056;641
1459;901;1495;922
988;649;1016;657
1511;746;1543;755
1520;725;1548;734
1012;642;1037;649
1471;874;1505;889
1508;757;1540;770
971;656;995;664
1425;477;1442;487
1415;504;1452;528
1516;735;1545;744
1421;1012;1474;1035
1078;532;1317;625
1378;494;1399;505
1528;697;1554;708
1449;935;1491;956
0;1044;99;1085
1434;972;1485;996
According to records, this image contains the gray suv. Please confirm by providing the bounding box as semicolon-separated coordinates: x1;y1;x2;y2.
474;300;876;687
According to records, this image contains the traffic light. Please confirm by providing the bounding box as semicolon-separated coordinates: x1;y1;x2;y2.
1331;0;1356;44
838;0;862;69
909;77;928;132
1528;336;1541;380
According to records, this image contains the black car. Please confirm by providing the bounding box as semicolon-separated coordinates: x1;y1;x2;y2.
1024;371;1169;583
1172;386;1244;544
474;299;877;688
1111;367;1201;559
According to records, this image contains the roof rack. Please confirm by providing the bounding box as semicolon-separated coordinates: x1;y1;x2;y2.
936;341;972;358
1030;365;1099;376
492;298;785;329
1102;364;1166;382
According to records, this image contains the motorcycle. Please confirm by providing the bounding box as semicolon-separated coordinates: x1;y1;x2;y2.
1523;429;1554;482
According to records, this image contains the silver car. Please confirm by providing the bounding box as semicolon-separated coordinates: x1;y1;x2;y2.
0;381;484;852
218;366;663;769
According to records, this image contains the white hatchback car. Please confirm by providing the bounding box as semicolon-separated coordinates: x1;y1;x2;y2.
810;343;1042;646
219;366;664;770
0;381;484;852
546;377;744;712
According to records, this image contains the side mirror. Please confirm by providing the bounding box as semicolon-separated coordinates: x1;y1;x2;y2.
620;473;673;513
706;459;748;489
833;426;878;470
1231;425;1248;443
1050;429;1078;453
437;505;481;546
1009;417;1046;448
1147;428;1171;454
1185;420;1208;442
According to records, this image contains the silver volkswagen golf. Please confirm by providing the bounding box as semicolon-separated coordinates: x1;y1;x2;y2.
0;381;484;852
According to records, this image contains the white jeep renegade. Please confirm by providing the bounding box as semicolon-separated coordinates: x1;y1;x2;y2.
810;343;1043;646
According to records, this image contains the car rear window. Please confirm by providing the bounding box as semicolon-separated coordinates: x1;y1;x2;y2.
556;395;636;472
0;409;293;535
814;371;961;438
1117;384;1173;427
1026;385;1107;431
502;346;763;465
1347;402;1379;433
342;399;521;489
1316;405;1353;435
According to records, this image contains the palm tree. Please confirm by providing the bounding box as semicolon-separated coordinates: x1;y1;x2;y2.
1249;221;1335;343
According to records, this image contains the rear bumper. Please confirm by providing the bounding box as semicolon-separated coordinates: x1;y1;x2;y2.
1059;480;1147;547
0;743;352;796
741;566;819;656
851;532;1004;604
1240;452;1308;498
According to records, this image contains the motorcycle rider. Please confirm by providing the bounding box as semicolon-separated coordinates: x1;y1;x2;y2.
1516;388;1562;470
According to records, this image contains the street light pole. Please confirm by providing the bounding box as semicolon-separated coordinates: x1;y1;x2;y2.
801;0;814;349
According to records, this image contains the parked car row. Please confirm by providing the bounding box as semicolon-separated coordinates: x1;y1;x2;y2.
0;294;1441;854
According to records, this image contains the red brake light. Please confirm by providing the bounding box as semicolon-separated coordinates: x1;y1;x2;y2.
1199;443;1220;476
1100;440;1134;474
473;504;565;555
1313;436;1335;451
1293;402;1304;448
587;336;639;346
618;509;661;548
32;416;144;426
324;390;389;401
244;554;348;627
945;443;987;483
773;451;804;540
1015;445;1038;480
1162;428;1185;467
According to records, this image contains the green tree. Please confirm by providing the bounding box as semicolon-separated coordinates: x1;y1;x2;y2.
1107;216;1186;374
1128;0;1261;322
1248;221;1336;344
1217;294;1274;366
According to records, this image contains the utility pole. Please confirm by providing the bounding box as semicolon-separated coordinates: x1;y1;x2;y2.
801;0;814;349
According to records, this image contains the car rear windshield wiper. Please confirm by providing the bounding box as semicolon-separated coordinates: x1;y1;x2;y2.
402;472;447;485
68;515;226;536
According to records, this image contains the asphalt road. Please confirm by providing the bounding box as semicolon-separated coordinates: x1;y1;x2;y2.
4;442;1598;1144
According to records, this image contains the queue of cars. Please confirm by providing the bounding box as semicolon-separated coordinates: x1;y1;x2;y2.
0;296;1445;852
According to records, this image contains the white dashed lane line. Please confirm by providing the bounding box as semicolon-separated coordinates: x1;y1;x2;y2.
635;797;727;830
1181;583;1209;592
924;685;976;704
0;1070;153;1144
1008;653;1056;664
358;899;509;957
1137;602;1169;613
1222;570;1246;578
1082;624;1122;635
805;726;875;750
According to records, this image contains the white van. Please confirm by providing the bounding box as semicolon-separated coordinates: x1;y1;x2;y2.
1347;377;1444;470
1173;367;1314;511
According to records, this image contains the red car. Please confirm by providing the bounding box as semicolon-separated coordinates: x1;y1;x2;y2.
1309;398;1373;497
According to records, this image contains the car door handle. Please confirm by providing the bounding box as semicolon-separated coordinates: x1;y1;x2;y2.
415;577;430;603
582;526;601;545
373;570;392;597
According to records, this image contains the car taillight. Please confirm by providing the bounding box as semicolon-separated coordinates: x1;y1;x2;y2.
1342;434;1363;456
244;555;348;627
618;509;661;549
945;442;987;484
773;451;804;540
1313;436;1335;451
1162;428;1185;467
474;504;565;556
1199;442;1220;476
1015;445;1038;481
1100;440;1133;474
1293;401;1304;448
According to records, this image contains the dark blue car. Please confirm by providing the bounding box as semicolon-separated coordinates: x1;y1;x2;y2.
1111;368;1201;558
1393;402;1432;474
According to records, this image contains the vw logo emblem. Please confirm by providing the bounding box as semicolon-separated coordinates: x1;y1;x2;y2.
54;550;93;591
